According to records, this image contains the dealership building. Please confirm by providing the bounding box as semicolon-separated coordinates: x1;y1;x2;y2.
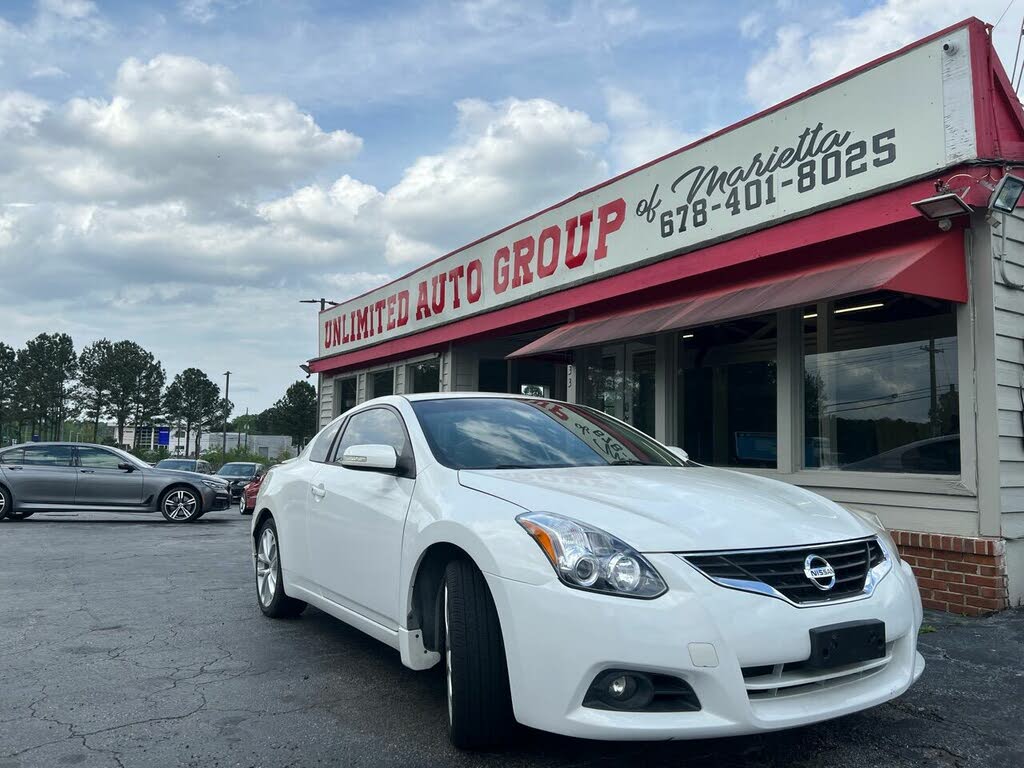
308;18;1024;614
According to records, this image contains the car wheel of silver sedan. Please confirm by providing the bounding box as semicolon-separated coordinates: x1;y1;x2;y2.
255;518;306;618
159;488;202;523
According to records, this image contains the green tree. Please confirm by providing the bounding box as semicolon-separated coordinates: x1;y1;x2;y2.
78;339;115;441
270;381;318;449
164;368;221;457
15;333;78;440
0;343;17;445
105;340;162;447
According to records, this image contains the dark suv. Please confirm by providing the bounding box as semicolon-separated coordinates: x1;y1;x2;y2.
215;462;266;501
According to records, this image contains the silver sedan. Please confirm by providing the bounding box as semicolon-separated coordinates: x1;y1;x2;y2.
0;443;230;522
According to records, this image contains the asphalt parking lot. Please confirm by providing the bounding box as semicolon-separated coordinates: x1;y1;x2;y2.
0;511;1022;768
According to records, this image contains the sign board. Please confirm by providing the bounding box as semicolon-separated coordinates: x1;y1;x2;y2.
319;26;976;360
157;426;171;447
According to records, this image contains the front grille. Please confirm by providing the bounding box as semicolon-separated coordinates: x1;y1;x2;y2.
684;538;885;605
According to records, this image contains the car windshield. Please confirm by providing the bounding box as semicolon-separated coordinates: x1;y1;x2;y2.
218;463;255;477
156;459;194;471
411;398;685;470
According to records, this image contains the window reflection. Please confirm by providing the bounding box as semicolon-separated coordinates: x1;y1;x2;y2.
578;341;658;437
803;293;959;474
676;315;778;468
408;359;441;393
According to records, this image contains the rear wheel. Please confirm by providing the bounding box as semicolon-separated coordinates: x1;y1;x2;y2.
443;559;514;750
159;487;202;523
255;518;305;618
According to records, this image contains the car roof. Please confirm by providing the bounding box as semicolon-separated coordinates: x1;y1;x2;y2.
4;442;107;449
399;392;546;403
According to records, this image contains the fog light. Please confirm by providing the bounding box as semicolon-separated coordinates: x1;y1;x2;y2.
608;674;635;700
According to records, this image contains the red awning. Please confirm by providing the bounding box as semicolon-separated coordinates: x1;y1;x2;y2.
508;232;966;358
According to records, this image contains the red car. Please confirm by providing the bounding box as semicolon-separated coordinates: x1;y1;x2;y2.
239;473;265;515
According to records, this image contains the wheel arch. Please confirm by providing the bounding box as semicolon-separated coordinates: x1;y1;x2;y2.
252;507;274;545
408;541;476;653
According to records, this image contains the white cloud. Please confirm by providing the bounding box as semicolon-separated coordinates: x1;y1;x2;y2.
383;97;609;247
604;85;696;171
179;0;250;24
744;0;1017;109
739;11;765;40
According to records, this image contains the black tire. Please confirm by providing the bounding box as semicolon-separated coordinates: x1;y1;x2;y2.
443;559;514;750
0;486;12;520
159;486;203;523
255;517;306;618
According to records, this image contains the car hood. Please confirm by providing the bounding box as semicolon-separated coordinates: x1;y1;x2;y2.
150;468;227;485
457;465;871;552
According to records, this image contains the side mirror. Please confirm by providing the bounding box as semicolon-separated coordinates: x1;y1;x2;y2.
117;462;135;472
341;444;398;472
667;446;689;463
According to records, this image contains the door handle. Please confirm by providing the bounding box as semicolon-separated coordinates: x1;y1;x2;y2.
310;484;326;500
80;469;95;474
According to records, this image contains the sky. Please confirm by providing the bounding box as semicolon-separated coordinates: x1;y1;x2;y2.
0;0;1021;415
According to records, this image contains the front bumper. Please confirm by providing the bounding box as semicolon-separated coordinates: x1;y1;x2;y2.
486;554;924;740
201;487;231;512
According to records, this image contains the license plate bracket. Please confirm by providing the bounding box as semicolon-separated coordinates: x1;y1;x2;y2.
807;620;886;669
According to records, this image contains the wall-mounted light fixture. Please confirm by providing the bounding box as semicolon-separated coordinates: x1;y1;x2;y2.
911;192;972;221
989;174;1024;214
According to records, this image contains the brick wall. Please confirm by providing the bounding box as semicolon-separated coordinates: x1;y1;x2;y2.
891;530;1008;616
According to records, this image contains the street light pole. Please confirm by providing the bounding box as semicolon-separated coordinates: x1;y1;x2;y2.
299;298;340;312
223;371;231;458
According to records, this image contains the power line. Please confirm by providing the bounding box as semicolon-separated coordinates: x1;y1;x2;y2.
996;0;1020;28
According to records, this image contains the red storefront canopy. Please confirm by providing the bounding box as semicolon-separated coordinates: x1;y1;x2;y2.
508;232;966;358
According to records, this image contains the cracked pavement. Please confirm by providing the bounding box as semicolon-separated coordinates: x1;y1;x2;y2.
1;510;1022;768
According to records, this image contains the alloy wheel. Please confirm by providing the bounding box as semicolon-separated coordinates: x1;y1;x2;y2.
256;528;279;607
164;489;198;521
0;492;6;518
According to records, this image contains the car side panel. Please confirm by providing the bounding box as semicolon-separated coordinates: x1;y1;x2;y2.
258;459;320;594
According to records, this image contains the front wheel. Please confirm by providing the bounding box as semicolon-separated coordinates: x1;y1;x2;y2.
0;485;8;520
255;518;305;618
443;559;514;750
159;487;202;523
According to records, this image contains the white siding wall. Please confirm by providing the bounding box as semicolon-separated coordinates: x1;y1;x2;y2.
993;210;1024;554
318;375;334;427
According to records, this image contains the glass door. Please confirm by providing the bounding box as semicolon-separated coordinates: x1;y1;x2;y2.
578;339;658;437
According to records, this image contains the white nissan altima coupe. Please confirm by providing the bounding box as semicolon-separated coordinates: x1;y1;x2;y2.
251;393;924;749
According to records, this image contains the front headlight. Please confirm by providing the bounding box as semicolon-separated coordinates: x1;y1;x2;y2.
200;479;226;490
848;507;901;564
516;512;667;599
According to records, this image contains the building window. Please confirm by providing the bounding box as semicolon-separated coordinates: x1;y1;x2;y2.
370;369;394;398
408;358;441;393
802;292;959;474
478;359;508;392
676;315;778;468
336;376;357;416
578;340;658;436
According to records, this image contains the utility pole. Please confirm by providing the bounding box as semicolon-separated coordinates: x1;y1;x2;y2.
223;371;231;458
